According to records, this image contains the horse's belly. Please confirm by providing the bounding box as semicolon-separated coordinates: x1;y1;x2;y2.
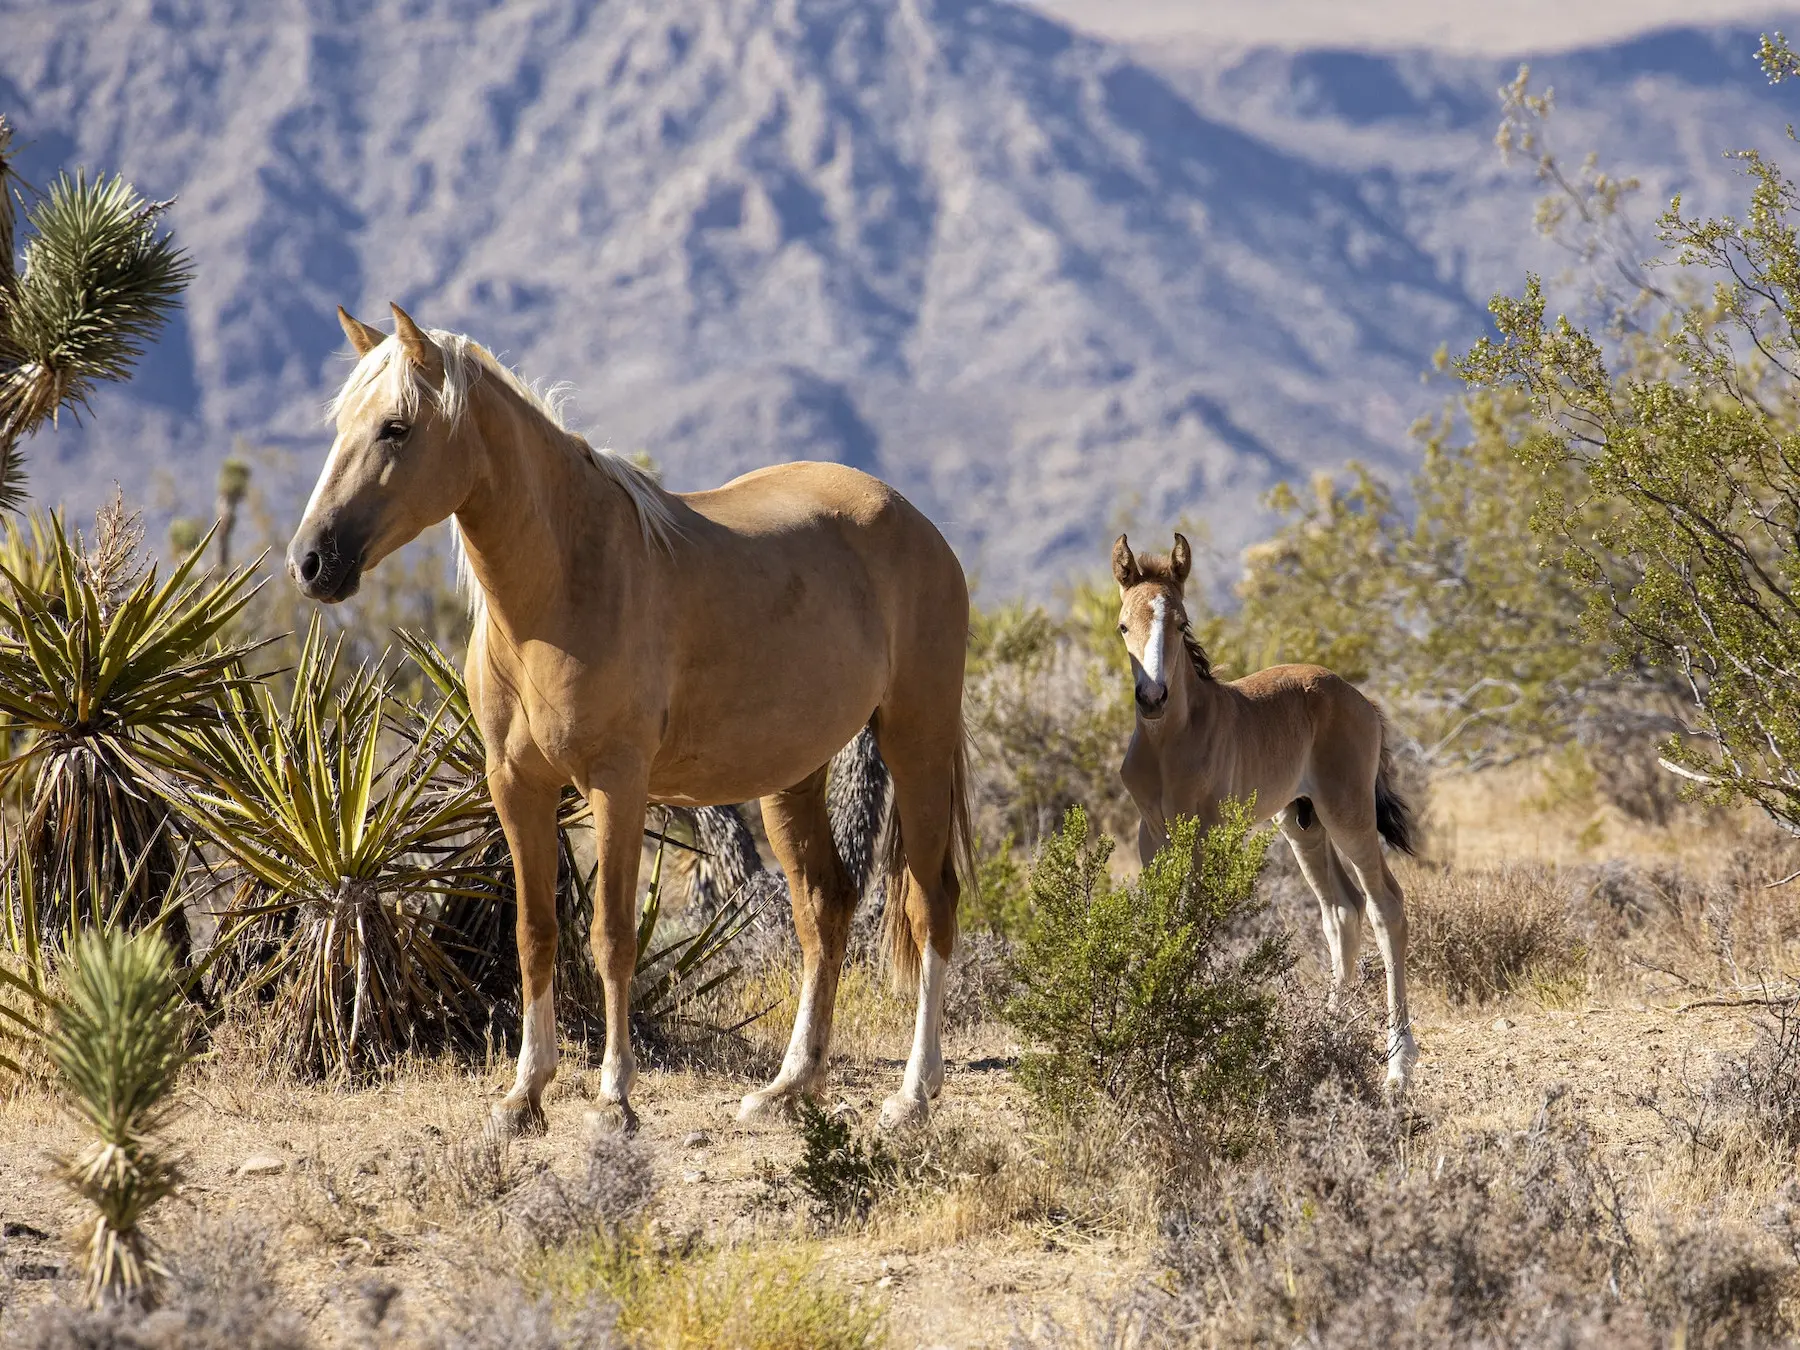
644;681;881;806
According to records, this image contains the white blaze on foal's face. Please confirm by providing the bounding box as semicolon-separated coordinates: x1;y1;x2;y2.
1119;585;1178;718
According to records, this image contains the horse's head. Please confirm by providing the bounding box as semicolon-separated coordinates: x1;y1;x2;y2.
1112;532;1194;721
288;304;479;602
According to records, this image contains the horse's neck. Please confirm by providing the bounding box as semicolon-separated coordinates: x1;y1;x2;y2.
453;384;644;638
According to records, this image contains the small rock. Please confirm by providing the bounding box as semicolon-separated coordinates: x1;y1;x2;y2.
237;1153;287;1177
681;1169;708;1185
1492;1017;1514;1032
875;1275;895;1290
683;1131;711;1150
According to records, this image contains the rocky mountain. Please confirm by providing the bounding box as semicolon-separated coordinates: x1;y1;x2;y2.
1;1;1795;597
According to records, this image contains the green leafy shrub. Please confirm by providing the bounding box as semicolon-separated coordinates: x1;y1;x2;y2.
788;1099;902;1229
1005;803;1289;1159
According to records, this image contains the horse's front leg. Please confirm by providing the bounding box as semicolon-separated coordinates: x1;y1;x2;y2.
490;767;563;1138
587;774;648;1132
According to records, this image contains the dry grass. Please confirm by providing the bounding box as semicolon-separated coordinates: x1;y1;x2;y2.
1403;862;1588;1007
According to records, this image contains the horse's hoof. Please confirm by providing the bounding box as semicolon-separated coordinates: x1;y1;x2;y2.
736;1089;793;1124
487;1097;546;1141
878;1091;929;1132
583;1103;639;1138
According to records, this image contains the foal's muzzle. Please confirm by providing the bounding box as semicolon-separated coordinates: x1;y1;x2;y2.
286;529;364;604
1135;680;1168;719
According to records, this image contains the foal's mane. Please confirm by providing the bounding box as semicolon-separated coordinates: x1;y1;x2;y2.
1133;554;1214;683
329;330;681;620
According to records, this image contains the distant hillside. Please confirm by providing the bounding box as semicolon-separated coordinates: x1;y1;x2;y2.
1;1;1794;597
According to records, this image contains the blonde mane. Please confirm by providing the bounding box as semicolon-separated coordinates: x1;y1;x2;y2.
327;330;681;618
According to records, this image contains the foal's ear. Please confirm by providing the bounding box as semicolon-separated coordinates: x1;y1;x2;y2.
1171;532;1192;586
389;302;444;379
1112;534;1141;589
338;306;386;357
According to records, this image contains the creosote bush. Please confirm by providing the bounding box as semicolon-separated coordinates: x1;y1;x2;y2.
1005;802;1288;1160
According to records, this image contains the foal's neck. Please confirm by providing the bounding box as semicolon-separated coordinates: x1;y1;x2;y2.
453;380;645;637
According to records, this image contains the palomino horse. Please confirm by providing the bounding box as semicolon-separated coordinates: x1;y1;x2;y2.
290;304;972;1133
1112;533;1419;1089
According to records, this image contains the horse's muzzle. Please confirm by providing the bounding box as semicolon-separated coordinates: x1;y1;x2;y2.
287;532;364;604
1135;681;1168;719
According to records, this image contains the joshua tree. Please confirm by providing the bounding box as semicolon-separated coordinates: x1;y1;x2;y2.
0;113;192;511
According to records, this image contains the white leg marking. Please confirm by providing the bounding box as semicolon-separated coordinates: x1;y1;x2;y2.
882;943;949;1129
737;967;833;1122
511;994;558;1101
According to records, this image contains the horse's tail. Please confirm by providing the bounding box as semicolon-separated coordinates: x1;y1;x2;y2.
880;720;974;995
1374;716;1418;857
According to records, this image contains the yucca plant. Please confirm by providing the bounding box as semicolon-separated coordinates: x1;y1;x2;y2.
174;618;495;1075
0;502;262;955
0;115;193;511
46;925;189;1307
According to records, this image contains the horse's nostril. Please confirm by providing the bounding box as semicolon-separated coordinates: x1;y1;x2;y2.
298;551;322;583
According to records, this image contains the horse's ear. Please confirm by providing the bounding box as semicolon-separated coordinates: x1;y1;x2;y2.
389;302;443;379
1112;534;1141;589
337;306;385;356
1171;532;1192;586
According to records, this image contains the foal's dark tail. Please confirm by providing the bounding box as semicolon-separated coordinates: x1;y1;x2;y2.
1374;717;1418;857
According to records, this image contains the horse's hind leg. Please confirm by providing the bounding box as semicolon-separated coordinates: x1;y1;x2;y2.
738;766;857;1123
873;711;963;1131
1327;824;1417;1093
1276;802;1363;1000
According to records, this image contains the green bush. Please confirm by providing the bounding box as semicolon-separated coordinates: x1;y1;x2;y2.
1005;803;1289;1159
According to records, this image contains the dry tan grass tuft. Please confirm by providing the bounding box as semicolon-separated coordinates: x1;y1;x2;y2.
1403;862;1587;1006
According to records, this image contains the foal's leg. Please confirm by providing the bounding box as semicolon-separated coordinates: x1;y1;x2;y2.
1275;805;1363;999
738;766;858;1122
490;770;563;1138
1333;831;1416;1092
586;774;649;1131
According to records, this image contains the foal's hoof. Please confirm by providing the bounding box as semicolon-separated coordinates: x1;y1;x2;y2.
878;1091;929;1132
487;1096;547;1141
583;1103;640;1138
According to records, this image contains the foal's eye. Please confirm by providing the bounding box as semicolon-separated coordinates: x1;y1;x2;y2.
1118;624;1128;635
378;420;409;443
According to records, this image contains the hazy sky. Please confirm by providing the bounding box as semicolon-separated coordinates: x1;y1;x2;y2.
1025;0;1800;55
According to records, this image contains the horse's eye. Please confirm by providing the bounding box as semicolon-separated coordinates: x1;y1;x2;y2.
378;420;409;443
1118;624;1128;635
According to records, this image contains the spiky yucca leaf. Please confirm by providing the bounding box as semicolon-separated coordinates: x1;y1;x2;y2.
176;618;495;1075
46;926;188;1306
0;508;262;951
0;173;191;458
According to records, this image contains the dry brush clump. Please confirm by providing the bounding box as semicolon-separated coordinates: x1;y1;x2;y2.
1059;1086;1798;1350
1404;862;1588;1006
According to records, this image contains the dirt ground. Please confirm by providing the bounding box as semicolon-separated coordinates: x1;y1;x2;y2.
0;780;1788;1348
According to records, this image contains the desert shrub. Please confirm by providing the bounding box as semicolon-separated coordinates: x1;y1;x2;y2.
964;591;1137;853
550;1243;883;1350
510;1127;658;1250
1406;864;1587;1005
429;1283;618;1350
10;1216;312;1349
1005;803;1288;1160
1088;1086;1797;1349
785;1099;903;1229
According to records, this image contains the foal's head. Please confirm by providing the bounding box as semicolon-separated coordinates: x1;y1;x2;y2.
288;304;482;602
1112;532;1206;720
